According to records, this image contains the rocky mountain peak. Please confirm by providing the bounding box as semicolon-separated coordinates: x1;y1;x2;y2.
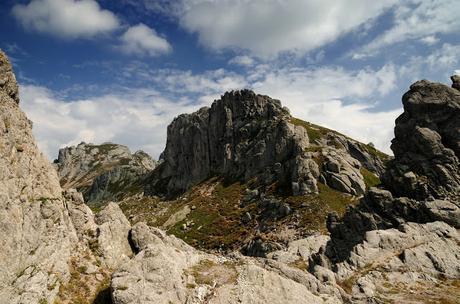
148;90;313;197
147;89;387;199
0;50;19;104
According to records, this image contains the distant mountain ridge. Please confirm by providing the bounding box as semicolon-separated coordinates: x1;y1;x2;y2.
54;142;156;204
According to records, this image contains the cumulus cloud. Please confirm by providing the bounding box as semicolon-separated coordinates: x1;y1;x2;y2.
20;85;208;159
153;68;248;96
171;0;396;58
228;55;255;67
120;24;171;56
12;0;120;38
355;0;460;58
420;35;439;45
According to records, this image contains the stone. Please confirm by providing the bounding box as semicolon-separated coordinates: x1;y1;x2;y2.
0;50;80;304
112;225;337;304
95;202;133;269
423;199;460;228
452;74;460;91
0;50;19;103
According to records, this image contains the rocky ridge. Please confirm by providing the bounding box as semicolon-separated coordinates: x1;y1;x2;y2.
54;142;156;204
307;76;460;302
146;90;386;199
122;90;388;254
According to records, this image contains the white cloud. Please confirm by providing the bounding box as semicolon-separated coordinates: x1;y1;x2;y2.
12;0;119;38
153;68;248;95
399;43;460;82
172;0;396;58
120;24;171;56
455;70;460;76
356;0;460;57
20;85;207;159
228;56;255;67
420;35;439;45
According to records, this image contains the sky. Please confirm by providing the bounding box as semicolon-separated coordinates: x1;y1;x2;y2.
1;0;460;160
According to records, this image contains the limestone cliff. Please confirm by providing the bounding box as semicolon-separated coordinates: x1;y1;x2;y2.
0;50;79;303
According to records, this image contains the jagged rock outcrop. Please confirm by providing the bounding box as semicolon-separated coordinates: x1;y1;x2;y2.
307;76;460;302
55;142;156;204
384;78;460;200
146;90;386;198
147;90;319;197
0;50;19;103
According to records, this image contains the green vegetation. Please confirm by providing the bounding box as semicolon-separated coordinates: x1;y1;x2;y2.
288;258;308;271
360;167;381;188
283;183;357;233
168;181;251;250
290;117;331;143
55;257;110;304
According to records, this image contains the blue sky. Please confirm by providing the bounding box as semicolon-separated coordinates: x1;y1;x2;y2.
1;0;459;159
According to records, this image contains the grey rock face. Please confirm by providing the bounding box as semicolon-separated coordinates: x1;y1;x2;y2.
0;50;134;304
55;143;156;203
307;77;460;301
147;90;386;199
147;90;318;197
452;75;460;91
0;50;77;304
384;78;460;200
0;50;19;103
94;202;133;268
